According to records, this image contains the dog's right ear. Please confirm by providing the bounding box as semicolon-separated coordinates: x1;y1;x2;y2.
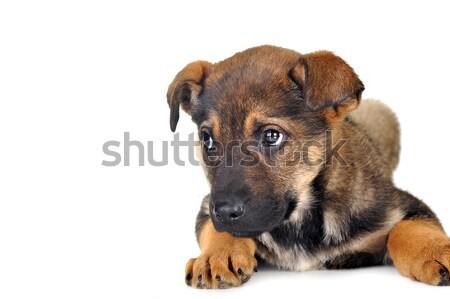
289;51;364;122
167;61;212;132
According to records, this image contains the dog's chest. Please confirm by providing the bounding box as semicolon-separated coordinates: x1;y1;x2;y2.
256;232;325;271
253;188;329;270
254;196;351;271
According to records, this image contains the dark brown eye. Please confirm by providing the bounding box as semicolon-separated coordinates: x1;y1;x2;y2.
202;132;213;150
262;129;284;147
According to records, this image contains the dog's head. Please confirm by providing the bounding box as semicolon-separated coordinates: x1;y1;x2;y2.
167;46;364;237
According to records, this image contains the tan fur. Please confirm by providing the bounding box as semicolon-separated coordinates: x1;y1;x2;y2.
349;99;400;173
321;99;360;124
387;219;450;285
186;219;257;288
200;112;222;143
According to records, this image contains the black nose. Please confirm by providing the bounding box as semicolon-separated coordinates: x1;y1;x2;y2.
214;202;244;222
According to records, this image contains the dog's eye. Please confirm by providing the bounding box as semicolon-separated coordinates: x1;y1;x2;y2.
262;129;284;147
202;132;214;150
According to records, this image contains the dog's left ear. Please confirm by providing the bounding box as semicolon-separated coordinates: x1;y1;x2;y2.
289;51;364;121
167;61;212;132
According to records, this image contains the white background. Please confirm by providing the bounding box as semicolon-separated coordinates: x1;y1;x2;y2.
1;0;450;298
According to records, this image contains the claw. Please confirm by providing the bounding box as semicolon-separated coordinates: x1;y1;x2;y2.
185;273;192;285
438;277;449;286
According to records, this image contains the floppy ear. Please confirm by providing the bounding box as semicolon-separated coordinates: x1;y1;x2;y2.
289;51;364;121
167;61;212;132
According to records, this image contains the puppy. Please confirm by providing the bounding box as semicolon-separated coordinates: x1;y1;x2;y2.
167;45;450;288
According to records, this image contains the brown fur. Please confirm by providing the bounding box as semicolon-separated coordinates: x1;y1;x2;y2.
388;219;450;285
290;51;364;112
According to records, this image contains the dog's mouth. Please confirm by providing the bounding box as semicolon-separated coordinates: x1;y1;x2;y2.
211;193;298;238
212;219;265;238
227;230;265;238
211;204;284;238
212;216;276;238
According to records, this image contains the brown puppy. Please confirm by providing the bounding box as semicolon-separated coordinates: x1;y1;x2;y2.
167;46;450;288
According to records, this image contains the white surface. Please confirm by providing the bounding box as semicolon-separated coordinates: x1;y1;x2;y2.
1;0;450;298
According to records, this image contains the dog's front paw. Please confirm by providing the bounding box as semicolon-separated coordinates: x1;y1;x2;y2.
185;245;257;289
411;241;450;286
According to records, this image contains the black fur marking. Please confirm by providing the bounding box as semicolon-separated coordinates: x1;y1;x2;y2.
179;83;192;105
269;171;325;252
283;192;298;220
398;190;438;220
325;252;383;269
347;206;388;239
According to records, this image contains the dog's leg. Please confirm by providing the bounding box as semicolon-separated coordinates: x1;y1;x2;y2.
185;218;257;289
387;219;450;285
